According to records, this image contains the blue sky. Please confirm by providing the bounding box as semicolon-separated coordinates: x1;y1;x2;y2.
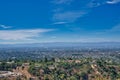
0;0;120;44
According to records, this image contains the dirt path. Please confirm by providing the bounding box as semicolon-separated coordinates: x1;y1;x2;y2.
91;64;100;75
13;66;32;80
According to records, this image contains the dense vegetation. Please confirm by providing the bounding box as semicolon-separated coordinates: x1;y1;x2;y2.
28;58;120;80
0;47;120;80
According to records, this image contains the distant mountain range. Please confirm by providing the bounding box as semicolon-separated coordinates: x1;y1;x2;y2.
1;42;120;48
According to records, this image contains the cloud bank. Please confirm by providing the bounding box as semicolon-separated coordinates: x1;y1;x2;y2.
0;29;54;40
106;0;120;4
53;11;87;22
0;24;12;29
52;0;73;4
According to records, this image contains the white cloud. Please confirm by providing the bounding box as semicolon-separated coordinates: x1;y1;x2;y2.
53;22;67;25
53;11;87;22
87;0;103;8
51;0;91;23
87;0;115;8
52;0;119;24
109;24;120;32
0;29;54;40
106;0;120;4
52;0;73;4
87;0;120;8
0;24;12;29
